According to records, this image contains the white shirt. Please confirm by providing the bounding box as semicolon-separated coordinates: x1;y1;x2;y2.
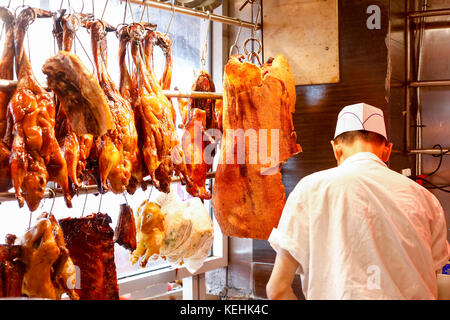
269;152;450;300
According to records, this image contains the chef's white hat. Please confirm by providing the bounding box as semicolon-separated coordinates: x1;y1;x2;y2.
334;103;387;140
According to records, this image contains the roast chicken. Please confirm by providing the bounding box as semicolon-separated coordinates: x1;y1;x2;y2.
130;200;166;267
129;25;192;193
9;7;72;211
212;54;302;239
20;213;79;300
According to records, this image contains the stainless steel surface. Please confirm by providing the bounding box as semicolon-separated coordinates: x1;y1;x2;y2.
128;0;260;30
409;0;450;241
0;79;222;99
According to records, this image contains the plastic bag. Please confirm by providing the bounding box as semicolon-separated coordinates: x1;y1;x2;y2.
156;191;214;273
182;197;214;273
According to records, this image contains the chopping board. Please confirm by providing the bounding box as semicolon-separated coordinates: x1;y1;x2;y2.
262;0;340;85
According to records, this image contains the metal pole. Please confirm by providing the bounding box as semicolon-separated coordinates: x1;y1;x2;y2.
405;12;411;153
0;172;216;203
127;0;260;30
408;8;450;18
409;80;450;87
409;148;450;155
0;79;222;99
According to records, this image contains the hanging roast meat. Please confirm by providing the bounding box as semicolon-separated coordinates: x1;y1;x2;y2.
44;14;112;190
130;26;192;193
0;240;24;298
117;25;143;194
212;54;302;239
19;213;79;300
177;71;219;200
59;213;119;300
114;203;137;251
84;20;140;194
0;7;14;192
9;7;72;211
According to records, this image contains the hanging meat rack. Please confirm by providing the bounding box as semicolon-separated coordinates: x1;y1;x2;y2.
0;0;260;202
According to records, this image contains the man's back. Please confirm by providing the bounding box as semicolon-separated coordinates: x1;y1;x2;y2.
271;152;449;299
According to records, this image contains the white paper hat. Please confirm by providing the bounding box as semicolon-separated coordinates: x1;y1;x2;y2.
334;103;387;140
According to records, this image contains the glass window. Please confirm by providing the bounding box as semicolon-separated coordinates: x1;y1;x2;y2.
0;0;217;279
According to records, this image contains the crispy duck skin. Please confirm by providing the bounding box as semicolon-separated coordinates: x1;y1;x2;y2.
10;8;71;211
181;109;211;199
46;14;104;189
20;214;79;300
87;21;140;194
212;54;302;240
118;26;143;194
0;7;15;139
59;213;119;300
130;27;192;193
177;71;218;200
0;8;14;192
0;243;24;298
114;203;137;251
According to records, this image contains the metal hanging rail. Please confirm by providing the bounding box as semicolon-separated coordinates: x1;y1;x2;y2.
0;79;223;99
0;172;216;203
127;0;260;30
409;80;450;87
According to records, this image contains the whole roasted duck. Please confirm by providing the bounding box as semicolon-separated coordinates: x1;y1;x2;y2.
178;71;218;199
129;25;192;193
86;20;140;194
9;7;71;211
212;54;302;239
20;212;79;300
0;7;15;192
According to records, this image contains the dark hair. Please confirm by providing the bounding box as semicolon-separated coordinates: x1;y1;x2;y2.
333;130;387;146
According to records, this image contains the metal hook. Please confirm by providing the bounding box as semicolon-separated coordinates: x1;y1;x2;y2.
165;1;175;35
47;188;56;215
91;0;95;17
28;211;32;229
122;192;129;206
200;12;212;68
101;0;109;20
97;192;103;213
81;187;88;217
138;0;146;23
229;19;243;57
122;0;129;24
147;185;154;201
243;37;262;65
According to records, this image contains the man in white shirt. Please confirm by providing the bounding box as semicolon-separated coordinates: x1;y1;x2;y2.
266;103;450;300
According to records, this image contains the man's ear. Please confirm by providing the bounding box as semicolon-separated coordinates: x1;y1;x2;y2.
381;142;393;163
331;140;342;164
